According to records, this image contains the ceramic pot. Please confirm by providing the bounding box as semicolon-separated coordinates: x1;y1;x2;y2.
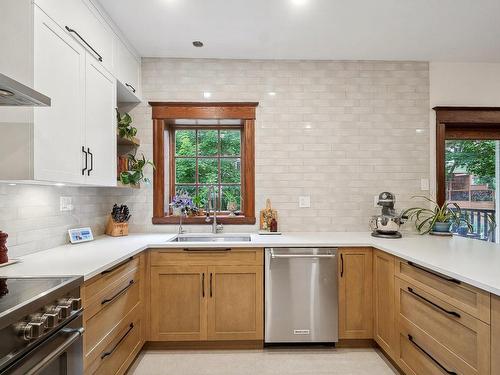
432;222;452;233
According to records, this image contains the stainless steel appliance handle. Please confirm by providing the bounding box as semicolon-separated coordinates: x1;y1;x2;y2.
270;249;335;259
24;327;84;375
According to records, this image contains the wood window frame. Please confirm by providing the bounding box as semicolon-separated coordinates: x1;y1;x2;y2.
151;102;258;225
434;106;500;205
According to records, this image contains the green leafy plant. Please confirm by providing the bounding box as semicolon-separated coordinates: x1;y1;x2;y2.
192;194;203;210
403;196;473;234
116;110;138;140
119;153;155;186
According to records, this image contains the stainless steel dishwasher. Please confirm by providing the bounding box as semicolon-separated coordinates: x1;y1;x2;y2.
265;247;338;344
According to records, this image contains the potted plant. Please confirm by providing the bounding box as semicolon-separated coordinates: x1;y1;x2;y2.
116;110;138;140
119;153;155;186
224;190;238;216
403;196;473;235
169;192;199;234
192;194;204;215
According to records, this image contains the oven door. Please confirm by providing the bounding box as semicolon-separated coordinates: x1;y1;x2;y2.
4;314;83;375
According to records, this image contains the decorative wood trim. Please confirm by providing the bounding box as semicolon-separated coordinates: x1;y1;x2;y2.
153;119;165;219
434;106;500;205
150;102;258;120
151;102;258;225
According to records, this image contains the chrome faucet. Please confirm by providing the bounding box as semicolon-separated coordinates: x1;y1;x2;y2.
205;185;223;234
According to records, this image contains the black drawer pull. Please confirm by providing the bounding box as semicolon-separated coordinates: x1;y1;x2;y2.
101;280;134;305
125;83;136;93
408;287;461;318
65;26;103;62
407;261;461;284
408;334;457;375
101;323;134;360
87;147;93;176
210;273;213;298
202;273;205;298
340;253;344;277
101;257;133;275
82;146;88;175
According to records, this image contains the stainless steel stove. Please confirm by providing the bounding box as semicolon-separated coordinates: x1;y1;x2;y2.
0;276;83;375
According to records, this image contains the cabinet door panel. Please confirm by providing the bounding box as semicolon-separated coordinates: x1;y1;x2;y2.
113;35;140;96
338;248;373;339
150;266;207;341
84;57;116;186
33;7;85;184
373;249;396;359
207;266;263;341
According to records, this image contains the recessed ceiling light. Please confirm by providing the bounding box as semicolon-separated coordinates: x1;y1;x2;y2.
203;92;212;99
193;41;204;48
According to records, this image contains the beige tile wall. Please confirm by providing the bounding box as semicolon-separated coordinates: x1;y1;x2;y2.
0;59;430;258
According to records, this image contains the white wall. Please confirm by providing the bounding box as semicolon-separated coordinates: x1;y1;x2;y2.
428;62;500;197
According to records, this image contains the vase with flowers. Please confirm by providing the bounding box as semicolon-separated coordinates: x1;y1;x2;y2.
169;192;198;234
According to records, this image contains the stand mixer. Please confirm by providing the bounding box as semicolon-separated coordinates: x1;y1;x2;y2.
369;192;407;239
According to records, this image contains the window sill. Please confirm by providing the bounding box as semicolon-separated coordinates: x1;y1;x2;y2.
152;215;256;225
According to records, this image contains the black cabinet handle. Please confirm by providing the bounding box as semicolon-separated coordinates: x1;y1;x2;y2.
210;273;213;298
87;148;93;176
407;335;457;375
65;26;103;62
101;323;134;359
202;273;205;298
125;83;136;93
407;261;461;284
407;287;461;318
340;253;344;278
101;280;134;305
101;257;133;275
82;146;88;175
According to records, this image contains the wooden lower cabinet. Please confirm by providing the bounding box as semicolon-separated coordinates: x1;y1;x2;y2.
150;265;208;341
492;295;500;375
373;249;396;359
338;248;373;339
207;266;263;340
149;249;264;343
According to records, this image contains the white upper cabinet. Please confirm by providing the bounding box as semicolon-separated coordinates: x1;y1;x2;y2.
113;35;141;100
33;7;86;184
35;0;113;72
84;58;116;186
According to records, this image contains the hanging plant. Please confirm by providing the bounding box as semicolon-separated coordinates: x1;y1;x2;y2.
116;109;138;140
119;153;155;186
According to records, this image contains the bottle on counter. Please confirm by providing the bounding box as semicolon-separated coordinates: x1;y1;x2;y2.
270;218;278;233
0;231;8;264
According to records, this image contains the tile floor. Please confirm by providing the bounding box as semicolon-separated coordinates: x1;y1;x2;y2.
127;348;399;375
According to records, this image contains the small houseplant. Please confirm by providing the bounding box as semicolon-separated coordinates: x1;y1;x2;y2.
119;153;155;186
116;110;138;140
403;196;473;235
170;192;198;234
224;190;238;216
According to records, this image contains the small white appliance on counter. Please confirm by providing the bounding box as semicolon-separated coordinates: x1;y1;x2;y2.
265;247;338;344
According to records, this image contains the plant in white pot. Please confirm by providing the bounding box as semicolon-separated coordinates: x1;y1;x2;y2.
403;196;473;235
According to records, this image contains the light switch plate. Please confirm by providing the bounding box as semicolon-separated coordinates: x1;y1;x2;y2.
60;196;74;212
299;196;311;208
420;178;430;191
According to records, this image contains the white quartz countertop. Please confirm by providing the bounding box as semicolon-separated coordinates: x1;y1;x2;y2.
1;232;500;296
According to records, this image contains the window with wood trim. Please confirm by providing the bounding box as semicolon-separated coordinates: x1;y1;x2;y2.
151;102;257;225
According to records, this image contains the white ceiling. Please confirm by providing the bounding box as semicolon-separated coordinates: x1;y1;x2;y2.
98;0;500;62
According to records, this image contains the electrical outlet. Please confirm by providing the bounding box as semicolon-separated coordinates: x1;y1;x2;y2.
299;196;311;208
60;196;74;212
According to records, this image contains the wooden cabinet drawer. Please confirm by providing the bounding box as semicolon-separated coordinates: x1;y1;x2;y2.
396;258;490;323
397;278;490;375
151;248;263;266
84;257;140;306
85;278;141;356
86;307;143;375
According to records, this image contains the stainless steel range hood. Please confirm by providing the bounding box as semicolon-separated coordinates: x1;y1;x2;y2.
0;73;51;107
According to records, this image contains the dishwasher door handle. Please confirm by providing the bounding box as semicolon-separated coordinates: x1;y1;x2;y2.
270;249;335;259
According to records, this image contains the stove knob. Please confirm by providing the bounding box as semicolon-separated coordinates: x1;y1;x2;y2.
58;304;71;319
68;297;82;310
42;312;60;328
45;306;62;322
14;322;33;341
28;321;45;339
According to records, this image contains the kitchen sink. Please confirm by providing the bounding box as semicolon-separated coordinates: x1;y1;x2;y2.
170;235;252;243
